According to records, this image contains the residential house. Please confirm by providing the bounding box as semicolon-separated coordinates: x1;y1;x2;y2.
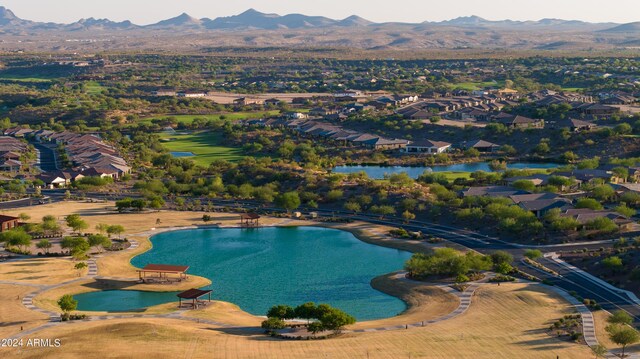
503;174;552;187
518;198;573;218
361;138;408;150
152;89;176;96
36;171;84;189
177;91;206;98
495;114;544;129
309;108;337;117
264;98;281;106
405;140;452;154
284;112;308;120
509;193;573;218
459;140;500;153
550;118;598;132
601;94;636;105
0;215;19;232
460;186;528;198
0;159;22;172
555;169;616;184
559;209;634;230
233;97;264;106
575;103;619;117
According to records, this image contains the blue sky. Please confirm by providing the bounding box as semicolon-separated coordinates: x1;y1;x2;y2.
1;0;638;24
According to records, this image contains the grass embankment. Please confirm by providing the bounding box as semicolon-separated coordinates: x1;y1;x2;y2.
4;283;592;359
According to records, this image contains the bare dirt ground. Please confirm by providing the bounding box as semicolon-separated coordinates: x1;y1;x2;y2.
205;91;332;104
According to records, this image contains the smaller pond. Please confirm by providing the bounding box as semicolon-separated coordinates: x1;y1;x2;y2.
170;151;195;158
75;290;181;312
333;162;560;179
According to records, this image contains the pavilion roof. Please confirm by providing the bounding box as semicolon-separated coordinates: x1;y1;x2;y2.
138;264;189;273
177;288;212;300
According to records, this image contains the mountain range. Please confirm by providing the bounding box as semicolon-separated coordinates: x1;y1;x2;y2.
0;7;638;52
0;7;634;32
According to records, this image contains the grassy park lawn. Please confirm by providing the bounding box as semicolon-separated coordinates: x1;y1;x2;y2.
160;131;245;164
437;171;473;181
0;76;53;83
451;80;502;91
560;87;585;92
84;81;105;95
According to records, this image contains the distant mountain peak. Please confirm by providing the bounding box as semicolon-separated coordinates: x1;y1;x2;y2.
0;6;17;18
338;15;373;26
601;21;640;32
148;12;202;28
440;15;491;26
0;5;27;25
240;8;264;15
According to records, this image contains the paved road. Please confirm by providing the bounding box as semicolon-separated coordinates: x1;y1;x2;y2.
33;142;58;172
0;197;50;210
539;256;640;323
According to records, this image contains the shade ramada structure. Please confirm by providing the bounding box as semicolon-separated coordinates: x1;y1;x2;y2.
137;264;189;283
177;288;212;308
240;212;260;227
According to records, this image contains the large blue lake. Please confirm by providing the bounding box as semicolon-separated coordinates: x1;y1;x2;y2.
333;162;559;179
75;227;412;320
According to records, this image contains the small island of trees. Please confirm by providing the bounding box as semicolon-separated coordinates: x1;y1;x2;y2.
261;302;356;338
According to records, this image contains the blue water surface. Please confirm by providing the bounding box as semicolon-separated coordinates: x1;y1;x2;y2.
76;227;412;320
170;151;195;158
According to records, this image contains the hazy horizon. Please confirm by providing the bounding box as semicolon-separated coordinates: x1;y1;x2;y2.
1;0;638;25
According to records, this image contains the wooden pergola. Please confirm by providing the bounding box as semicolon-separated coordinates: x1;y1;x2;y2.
137;264;189;283
240;212;261;227
177;288;213;309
